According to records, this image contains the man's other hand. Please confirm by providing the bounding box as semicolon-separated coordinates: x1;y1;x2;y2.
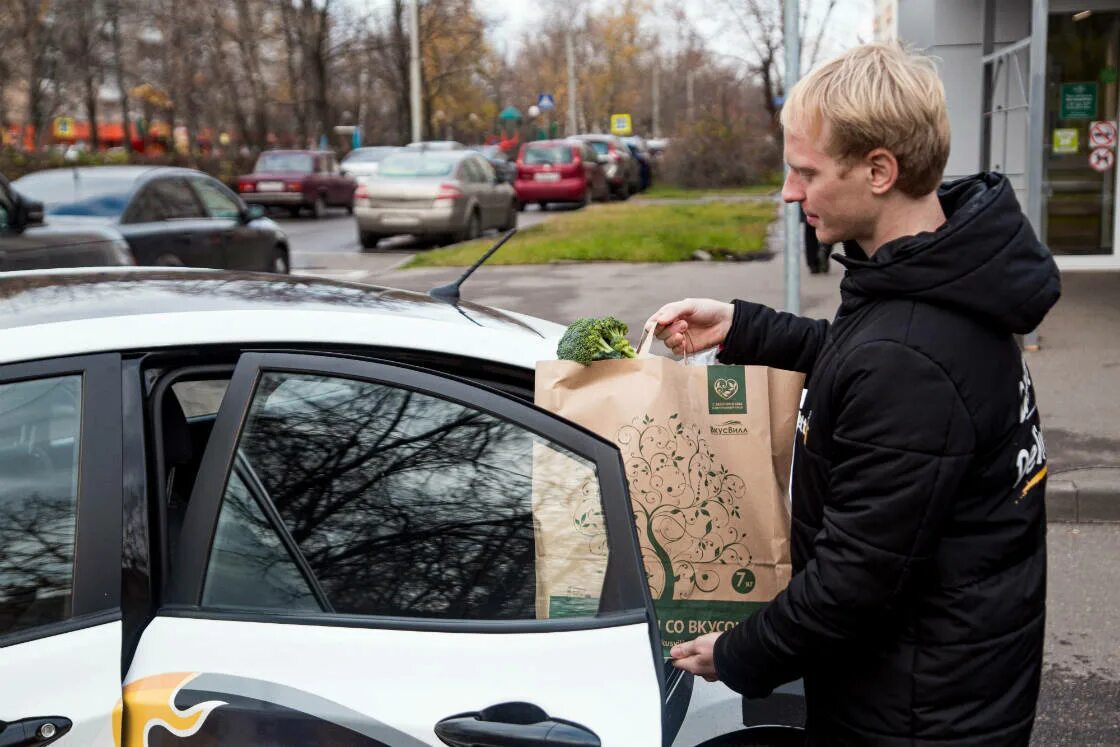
669;632;723;682
648;299;734;357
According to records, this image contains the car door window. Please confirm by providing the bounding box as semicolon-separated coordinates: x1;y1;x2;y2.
191;178;242;219
201;371;610;621
0;375;82;636
128;178;205;222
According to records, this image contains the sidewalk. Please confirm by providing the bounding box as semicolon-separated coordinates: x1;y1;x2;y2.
369;201;1119;522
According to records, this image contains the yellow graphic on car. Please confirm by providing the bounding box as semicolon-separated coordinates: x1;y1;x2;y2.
112;672;225;747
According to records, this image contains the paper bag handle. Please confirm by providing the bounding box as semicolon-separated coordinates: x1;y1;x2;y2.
636;322;658;357
637;321;699;363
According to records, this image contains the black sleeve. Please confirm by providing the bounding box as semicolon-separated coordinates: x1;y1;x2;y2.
716;300;829;375
712;341;977;698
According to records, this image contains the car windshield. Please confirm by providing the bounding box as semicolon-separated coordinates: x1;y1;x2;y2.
377;153;459;178
343;148;394;164
13;171;132;218
254;153;313;172
523;145;573;165
586;141;610;156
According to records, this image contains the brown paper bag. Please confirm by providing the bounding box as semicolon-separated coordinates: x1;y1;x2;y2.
534;331;803;655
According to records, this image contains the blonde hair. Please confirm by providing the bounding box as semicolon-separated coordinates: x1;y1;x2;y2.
781;43;950;197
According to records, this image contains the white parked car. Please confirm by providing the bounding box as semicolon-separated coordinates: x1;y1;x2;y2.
0;268;802;746
340;146;401;179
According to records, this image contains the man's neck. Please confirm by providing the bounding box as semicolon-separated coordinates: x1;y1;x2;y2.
863;192;947;257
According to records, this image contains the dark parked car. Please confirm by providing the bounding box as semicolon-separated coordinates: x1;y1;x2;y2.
0;172;133;271
513;140;609;210
623;136;653;192
237;150;356;219
13;166;291;273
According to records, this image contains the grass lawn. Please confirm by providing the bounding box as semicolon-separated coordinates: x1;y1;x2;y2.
403;199;777;268
635;183;779;200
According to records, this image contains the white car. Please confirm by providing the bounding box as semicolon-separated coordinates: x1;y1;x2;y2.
0;268;802;746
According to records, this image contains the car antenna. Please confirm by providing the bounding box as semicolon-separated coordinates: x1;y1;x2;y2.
429;228;516;302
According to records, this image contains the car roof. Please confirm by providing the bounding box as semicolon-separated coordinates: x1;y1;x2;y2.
15;165;199;183
0;268;562;369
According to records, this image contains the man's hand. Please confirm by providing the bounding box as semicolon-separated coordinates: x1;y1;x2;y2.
669;632;723;682
648;299;734;357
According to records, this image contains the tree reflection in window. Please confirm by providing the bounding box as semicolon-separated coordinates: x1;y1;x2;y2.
0;376;81;636
226;372;603;621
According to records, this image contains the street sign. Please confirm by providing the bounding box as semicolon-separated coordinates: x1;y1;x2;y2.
1089;147;1115;173
1053;128;1079;154
610;113;632;136
1060;82;1098;119
537;94;555;111
1089;120;1117;149
52;116;74;138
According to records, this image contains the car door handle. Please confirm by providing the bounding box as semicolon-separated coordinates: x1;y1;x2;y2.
0;716;72;746
434;702;599;747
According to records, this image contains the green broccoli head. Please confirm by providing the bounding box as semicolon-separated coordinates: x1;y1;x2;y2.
557;316;638;364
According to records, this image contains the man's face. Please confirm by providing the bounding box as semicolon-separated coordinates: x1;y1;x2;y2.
781;125;877;246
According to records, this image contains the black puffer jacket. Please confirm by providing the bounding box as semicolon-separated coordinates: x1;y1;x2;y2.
713;173;1060;745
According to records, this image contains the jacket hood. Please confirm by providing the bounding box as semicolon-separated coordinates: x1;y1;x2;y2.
834;173;1060;334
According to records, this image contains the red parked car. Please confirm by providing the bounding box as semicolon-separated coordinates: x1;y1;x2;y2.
513;140;609;211
237;150;356;219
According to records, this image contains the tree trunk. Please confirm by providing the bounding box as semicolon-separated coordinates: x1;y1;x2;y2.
234;0;270;149
108;0;133;153
280;0;309;146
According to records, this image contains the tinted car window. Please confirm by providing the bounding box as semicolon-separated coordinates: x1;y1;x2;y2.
203;372;610;621
190;177;241;219
0;375;81;637
128;178;205;222
203;468;320;612
523;145;574;165
254;153;313;173
587;141;610;156
13;171;132;218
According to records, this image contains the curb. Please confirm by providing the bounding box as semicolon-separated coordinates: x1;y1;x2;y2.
1046;476;1120;523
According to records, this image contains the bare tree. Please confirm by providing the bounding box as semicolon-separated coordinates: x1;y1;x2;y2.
719;0;838;131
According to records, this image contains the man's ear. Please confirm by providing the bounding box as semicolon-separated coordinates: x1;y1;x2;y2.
865;148;898;195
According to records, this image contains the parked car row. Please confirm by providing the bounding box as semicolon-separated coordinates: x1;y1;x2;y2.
513;134;653;211
0;135;658;270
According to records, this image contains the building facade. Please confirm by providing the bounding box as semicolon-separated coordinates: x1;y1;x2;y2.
896;0;1120;270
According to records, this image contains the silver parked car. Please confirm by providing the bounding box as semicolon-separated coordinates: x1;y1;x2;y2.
340;146;400;179
354;150;518;249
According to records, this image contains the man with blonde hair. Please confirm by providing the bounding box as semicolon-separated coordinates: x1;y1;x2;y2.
654;43;1059;744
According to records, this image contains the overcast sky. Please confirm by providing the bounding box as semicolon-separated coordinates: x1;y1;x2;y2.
478;0;877;63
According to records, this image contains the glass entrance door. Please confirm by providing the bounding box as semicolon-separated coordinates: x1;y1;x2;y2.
1044;10;1119;258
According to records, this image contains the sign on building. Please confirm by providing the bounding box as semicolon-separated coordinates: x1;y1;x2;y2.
1089;147;1115;173
610;113;632;136
1053;128;1079;154
1089;120;1117;150
1060;82;1098;120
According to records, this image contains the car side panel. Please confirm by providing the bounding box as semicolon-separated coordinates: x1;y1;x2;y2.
126;617;663;746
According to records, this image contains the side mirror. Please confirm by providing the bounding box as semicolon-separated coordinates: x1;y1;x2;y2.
242;204;267;223
15;196;44;231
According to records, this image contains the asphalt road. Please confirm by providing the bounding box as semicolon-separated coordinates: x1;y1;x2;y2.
280;202;558;267
285;207;1119;744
